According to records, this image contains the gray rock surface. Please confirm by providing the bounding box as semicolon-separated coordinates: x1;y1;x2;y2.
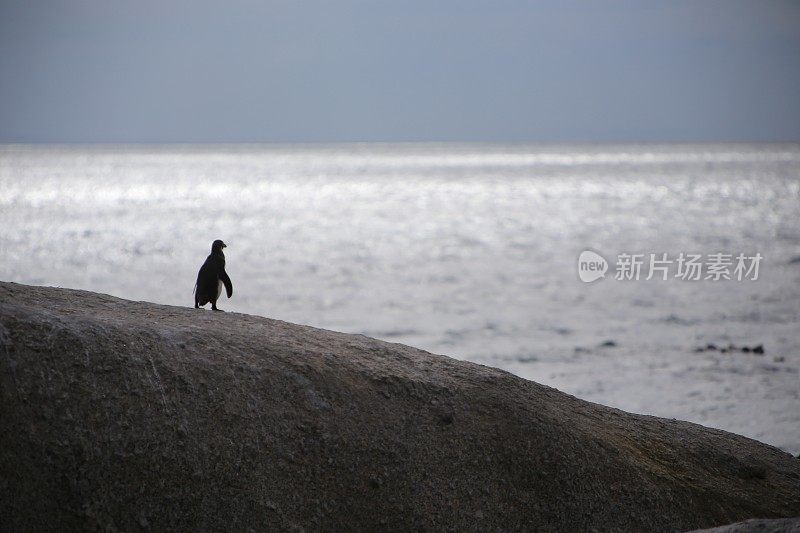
1;281;799;531
689;517;800;532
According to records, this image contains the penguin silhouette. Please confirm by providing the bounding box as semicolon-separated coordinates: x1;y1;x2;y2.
194;239;233;311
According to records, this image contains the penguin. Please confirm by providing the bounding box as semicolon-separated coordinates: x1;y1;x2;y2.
194;239;233;311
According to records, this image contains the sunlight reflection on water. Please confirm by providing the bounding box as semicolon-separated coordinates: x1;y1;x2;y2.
2;143;799;452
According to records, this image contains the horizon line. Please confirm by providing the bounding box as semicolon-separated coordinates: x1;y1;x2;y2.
2;139;800;148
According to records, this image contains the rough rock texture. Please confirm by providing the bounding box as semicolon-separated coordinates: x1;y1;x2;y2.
1;281;799;532
690;518;800;532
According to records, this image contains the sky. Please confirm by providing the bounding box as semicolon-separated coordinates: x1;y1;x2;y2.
1;1;799;143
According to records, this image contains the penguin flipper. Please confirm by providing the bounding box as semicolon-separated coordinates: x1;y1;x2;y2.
221;271;233;298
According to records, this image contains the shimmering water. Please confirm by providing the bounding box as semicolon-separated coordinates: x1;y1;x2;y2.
2;143;799;453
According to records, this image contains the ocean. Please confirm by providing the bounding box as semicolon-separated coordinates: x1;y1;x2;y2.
2;143;799;454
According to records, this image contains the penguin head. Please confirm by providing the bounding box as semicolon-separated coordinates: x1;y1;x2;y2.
212;239;227;251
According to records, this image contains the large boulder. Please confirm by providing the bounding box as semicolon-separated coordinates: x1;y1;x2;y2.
1;281;798;531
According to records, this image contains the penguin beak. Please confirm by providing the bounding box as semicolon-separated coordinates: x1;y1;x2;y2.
222;243;227;248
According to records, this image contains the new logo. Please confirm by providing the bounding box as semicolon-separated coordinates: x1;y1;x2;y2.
577;250;608;283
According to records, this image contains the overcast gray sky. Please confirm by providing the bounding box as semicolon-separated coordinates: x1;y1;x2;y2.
1;1;799;143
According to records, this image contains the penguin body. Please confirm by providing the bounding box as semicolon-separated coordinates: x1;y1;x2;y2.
194;239;233;311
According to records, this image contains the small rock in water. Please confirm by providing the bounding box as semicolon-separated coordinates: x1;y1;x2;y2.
599;340;617;348
695;343;766;356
